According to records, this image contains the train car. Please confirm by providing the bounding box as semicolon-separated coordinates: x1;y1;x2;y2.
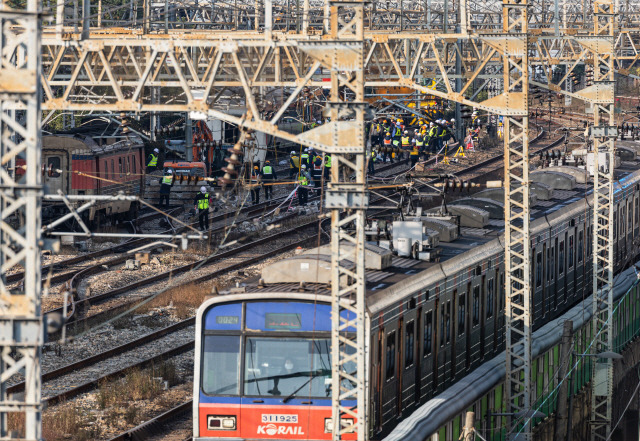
41;134;145;226
194;294;355;440
194;151;640;440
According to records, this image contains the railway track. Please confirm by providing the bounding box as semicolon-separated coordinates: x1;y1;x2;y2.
106;400;193;441
21;220;324;418
14;161;407;288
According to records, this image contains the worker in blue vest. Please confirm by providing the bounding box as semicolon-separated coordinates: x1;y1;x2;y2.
311;156;323;189
159;168;174;208
194;186;211;231
146;148;159;172
261;160;277;200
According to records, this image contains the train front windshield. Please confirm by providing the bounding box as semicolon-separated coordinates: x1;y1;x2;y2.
196;300;357;440
202;336;332;398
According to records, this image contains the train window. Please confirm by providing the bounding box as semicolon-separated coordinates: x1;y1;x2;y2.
547;247;553;282
425;290;430;301
486;279;494;319
132;155;136;174
578;231;584;263
629;201;633;230
202;335;240;395
536;252;543;287
385;332;396;380
472;287;480;327
458;294;465;336
111;159;115;180
569;236;574;268
127;157;131;175
424;311;433;356
104;160;108;179
47;157;61;178
559;241;565;275
119;157;123;177
446;301;451;344
405;322;415;368
244;337;333;397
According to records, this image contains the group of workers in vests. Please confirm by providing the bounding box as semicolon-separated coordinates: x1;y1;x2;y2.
369;117;458;172
147;112;486;230
247;147;331;207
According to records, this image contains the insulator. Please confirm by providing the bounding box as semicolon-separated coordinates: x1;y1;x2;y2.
48;163;54;177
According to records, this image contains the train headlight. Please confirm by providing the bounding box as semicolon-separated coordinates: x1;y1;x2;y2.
222;417;237;429
208;415;236;430
324;417;354;433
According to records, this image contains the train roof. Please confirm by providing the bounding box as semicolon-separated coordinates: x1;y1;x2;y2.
43;133;144;154
218;141;640;312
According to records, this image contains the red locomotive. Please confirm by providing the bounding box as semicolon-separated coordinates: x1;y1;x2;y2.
33;134;145;227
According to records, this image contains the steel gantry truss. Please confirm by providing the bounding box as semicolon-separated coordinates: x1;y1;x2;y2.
591;1;616;439
0;1;630;439
322;1;369;439
500;1;532;439
0;1;43;440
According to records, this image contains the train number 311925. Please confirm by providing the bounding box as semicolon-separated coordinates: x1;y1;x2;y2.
261;414;299;424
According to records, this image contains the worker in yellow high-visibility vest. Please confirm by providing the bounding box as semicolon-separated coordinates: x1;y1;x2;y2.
146;148;159;172
194;186;211;231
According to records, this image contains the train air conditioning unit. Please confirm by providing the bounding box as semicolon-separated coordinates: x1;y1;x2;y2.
392;220;440;261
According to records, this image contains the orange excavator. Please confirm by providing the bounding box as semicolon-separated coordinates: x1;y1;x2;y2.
192;120;215;165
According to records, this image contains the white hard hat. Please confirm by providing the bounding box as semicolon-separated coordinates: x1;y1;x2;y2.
404;130;408;134
451;119;455;122
472;111;478;115
166;168;173;173
200;186;207;193
301;164;307;169
291;150;296;155
153;148;159;153
304;148;309;152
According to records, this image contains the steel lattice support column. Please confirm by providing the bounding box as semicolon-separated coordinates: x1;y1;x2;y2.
502;0;531;440
325;1;368;440
591;1;616;440
0;0;43;440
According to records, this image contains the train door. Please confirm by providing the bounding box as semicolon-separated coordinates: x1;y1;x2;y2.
400;309;417;414
472;275;484;365
419;306;434;404
381;324;399;426
633;193;640;238
43;150;68;194
556;235;565;316
432;297;441;394
552;237;558;313
454;287;467;381
396;317;403;417
374;326;383;433
566;229;575;306
414;306;422;407
576;228;585;301
483;271;496;359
